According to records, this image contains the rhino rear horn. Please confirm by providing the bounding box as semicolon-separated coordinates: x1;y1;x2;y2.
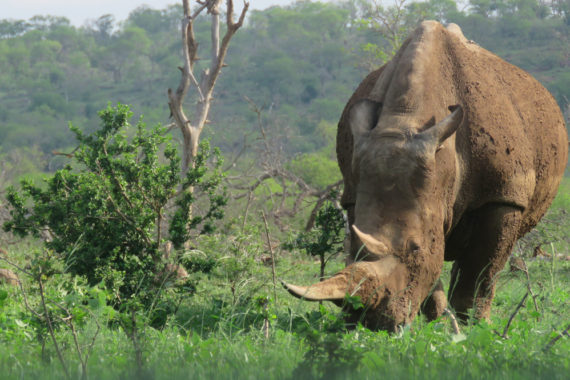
421;104;464;148
349;99;382;138
352;225;389;256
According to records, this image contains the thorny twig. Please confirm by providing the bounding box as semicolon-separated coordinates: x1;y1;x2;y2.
494;291;529;339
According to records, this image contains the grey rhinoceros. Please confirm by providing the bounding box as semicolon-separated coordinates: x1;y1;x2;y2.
284;21;568;331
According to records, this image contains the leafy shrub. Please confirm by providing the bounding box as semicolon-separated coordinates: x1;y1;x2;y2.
286;199;345;280
3;103;227;312
293;305;365;379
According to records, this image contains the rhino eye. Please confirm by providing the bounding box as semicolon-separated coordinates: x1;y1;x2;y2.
407;240;420;253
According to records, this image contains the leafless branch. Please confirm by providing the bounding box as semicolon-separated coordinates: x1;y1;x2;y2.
494;292;528;339
261;211;277;303
168;0;249;177
0;255;32;277
51;146;78;158
226;95;345;231
544;324;570;351
369;0;410;53
38;272;71;380
59;305;100;380
520;258;540;315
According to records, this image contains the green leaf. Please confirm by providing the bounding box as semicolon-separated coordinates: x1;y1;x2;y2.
451;333;467;343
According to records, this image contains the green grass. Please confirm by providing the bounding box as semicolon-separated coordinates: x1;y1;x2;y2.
1;254;568;380
0;179;568;380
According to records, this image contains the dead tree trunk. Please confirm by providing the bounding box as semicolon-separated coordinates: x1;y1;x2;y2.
167;0;249;177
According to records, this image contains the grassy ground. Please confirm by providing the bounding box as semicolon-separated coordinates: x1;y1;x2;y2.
1;179;568;379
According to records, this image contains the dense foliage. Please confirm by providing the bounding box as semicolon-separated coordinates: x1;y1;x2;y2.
0;0;569;185
3;104;226;314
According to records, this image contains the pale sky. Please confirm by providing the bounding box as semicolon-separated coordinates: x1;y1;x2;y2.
1;0;297;26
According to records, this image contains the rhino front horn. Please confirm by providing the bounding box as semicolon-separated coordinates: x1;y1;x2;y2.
281;261;375;301
282;257;405;303
281;277;348;301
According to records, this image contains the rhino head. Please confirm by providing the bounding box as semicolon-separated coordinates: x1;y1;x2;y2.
283;100;464;331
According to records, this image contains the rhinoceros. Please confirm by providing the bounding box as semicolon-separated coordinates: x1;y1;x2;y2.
283;21;568;331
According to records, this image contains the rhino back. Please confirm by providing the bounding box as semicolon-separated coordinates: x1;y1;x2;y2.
337;20;568;238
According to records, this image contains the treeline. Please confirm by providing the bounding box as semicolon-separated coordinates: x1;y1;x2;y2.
0;0;569;184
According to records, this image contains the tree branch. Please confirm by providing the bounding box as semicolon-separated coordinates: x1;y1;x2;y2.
261;211;277;303
494;292;528;339
38;273;71;380
544;323;570;351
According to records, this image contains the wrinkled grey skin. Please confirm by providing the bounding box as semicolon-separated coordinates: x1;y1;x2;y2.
283;21;568;331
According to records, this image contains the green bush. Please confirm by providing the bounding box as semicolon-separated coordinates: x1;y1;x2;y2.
3;103;227;313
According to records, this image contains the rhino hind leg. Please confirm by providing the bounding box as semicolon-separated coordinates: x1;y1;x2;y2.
421;279;447;321
447;203;523;321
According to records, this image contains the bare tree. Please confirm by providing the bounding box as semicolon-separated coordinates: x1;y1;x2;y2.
225;98;343;232
367;0;411;56
357;0;426;70
167;0;249;177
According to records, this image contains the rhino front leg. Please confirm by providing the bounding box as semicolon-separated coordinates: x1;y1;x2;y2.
421;279;447;321
448;203;522;321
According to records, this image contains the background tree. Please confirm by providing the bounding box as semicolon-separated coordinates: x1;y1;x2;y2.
0;0;567;199
167;0;249;178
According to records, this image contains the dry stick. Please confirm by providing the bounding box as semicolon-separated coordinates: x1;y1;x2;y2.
304;179;343;232
444;308;461;335
496;291;528;339
1;256;69;378
261;211;278;304
47;302;89;379
65;313;88;380
38;273;71;380
544;324;570;351
262;301;270;340
83;311;102;380
521;258;539;315
241;191;253;233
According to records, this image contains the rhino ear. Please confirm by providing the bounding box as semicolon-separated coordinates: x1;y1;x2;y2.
349;99;382;139
420;104;464;150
